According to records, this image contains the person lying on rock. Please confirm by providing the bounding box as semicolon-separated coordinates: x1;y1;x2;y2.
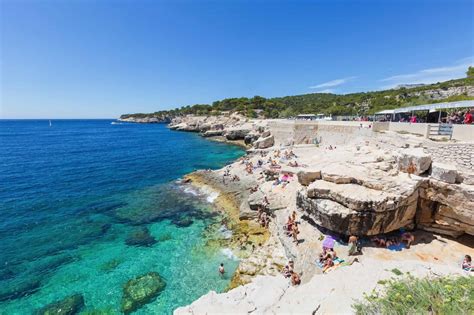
290;271;301;286
372;236;386;247
288;160;299;167
322;257;334;273
282;265;292;278
401;232;415;249
285;216;294;236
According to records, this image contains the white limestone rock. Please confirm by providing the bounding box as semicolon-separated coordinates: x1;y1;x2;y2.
431;162;458;184
253;135;275;149
396;148;432;175
296;169;321;186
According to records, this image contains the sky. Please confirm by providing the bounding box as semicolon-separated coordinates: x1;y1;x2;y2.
1;0;473;119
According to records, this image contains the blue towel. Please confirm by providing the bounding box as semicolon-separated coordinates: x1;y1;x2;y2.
387;243;406;251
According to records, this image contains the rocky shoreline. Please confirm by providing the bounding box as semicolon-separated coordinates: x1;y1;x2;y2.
164;114;474;314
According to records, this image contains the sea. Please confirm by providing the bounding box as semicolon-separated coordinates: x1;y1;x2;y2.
0;120;244;314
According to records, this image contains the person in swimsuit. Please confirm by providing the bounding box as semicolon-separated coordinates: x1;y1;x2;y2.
219;263;225;277
462;255;472;271
291;211;297;223
290;271;301;285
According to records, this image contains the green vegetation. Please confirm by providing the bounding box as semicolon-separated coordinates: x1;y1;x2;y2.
121;71;474;119
467;66;474;78
353;275;474;315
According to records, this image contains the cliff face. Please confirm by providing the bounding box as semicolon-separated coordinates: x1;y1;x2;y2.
401;85;474;101
168;114;274;147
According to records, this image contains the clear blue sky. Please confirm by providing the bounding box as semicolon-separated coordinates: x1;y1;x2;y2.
1;0;473;118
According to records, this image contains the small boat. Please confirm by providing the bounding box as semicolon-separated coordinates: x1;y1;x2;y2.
49;120;52;127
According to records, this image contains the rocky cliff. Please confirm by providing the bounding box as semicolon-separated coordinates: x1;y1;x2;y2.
168;114;275;149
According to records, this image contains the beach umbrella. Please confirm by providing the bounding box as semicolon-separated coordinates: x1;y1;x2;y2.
322;236;335;249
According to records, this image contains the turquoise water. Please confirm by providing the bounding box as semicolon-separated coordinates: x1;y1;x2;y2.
0;120;244;314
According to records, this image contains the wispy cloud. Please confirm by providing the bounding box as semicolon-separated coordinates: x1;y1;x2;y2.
380;57;473;89
313;88;335;94
309;76;356;89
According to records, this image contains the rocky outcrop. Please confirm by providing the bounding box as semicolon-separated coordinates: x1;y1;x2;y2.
167;114;268;145
35;294;85;315
406;85;474;100
299;178;419;236
225;126;252;140
297;169;321;186
395;148;432;175
119;115;171;123
121;272;166;314
253;135;274;149
201;130;224;137
416;179;474;237
431;163;458;184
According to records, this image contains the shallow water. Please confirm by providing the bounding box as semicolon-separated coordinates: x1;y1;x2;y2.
0;120;244;314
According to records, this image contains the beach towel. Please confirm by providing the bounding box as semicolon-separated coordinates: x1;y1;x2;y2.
387;243;406;251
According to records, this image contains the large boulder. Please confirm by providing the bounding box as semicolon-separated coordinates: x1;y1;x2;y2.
253;135;274;149
248;190;265;210
297;189;417;236
225;127;252;140
35;294;85;315
300;178;420;236
297;169;321;186
201;130;224;137
244;132;260;145
430;162;458;184
121;272;166;314
395;148;431;175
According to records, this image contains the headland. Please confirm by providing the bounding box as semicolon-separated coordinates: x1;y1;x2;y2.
153;113;474;314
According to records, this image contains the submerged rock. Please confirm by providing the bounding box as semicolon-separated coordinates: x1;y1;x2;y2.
171;217;193;228
35;294;84;315
125;227;156;247
0;277;42;302
121;272;166;314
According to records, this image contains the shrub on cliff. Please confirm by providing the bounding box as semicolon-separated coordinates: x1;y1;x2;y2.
353;274;473;315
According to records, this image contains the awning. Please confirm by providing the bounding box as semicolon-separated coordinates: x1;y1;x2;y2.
392;100;474;114
375;109;395;115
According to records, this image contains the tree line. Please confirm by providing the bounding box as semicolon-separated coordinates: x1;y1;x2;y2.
121;73;474;120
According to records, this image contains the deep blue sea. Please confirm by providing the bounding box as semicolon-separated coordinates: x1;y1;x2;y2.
0;120;244;314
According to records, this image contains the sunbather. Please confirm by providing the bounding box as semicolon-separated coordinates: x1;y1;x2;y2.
290;271;301;285
462;255;472;271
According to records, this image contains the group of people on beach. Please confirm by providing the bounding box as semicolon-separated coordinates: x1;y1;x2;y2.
372;232;415;249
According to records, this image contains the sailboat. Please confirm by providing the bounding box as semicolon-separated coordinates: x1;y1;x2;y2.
49;120;52;127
